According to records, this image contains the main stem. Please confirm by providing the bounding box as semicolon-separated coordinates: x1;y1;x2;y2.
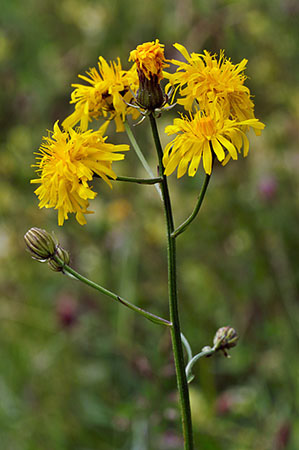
149;114;194;449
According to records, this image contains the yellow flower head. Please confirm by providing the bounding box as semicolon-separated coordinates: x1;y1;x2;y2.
163;110;265;177
129;39;168;82
31;121;129;226
62;57;140;133
165;44;255;123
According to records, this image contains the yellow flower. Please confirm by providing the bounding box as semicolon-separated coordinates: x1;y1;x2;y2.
163;110;265;177
62;57;140;133
165;44;256;123
31;121;129;226
129;39;168;82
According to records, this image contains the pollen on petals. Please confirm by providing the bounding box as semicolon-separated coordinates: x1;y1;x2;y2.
31;121;129;226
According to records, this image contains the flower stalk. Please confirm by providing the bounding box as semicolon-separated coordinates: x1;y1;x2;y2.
149;113;194;450
24;227;171;327
185;346;216;384
115;175;163;184
54;256;172;327
181;332;193;363
185;326;239;383
124;121;162;199
172;172;212;238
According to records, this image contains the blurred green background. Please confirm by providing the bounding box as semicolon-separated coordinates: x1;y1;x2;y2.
1;0;299;448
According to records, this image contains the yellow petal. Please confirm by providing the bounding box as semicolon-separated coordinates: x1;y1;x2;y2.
202;140;212;174
173;43;191;62
177;156;190;178
217;135;238;160
188;154;202;177
164;151;182;176
211;138;225;161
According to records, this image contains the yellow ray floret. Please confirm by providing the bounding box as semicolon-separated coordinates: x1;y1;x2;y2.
62;57;140;133
129;39;169;82
164;44;255;123
31;121;129;226
163;110;265;177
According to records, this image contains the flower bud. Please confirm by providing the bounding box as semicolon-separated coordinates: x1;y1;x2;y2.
25;227;70;272
135;72;165;110
24;227;57;261
48;245;70;272
213;326;239;356
129;40;168;110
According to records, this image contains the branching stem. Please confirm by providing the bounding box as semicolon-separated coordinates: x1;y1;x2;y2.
172;173;212;238
54;256;172;328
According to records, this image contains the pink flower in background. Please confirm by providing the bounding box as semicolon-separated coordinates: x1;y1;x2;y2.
56;295;78;328
258;175;277;202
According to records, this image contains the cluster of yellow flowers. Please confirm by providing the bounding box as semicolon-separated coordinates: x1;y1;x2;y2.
163;43;265;177
33;55;140;226
32;40;264;225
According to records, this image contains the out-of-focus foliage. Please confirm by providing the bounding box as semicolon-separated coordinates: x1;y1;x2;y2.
1;0;299;448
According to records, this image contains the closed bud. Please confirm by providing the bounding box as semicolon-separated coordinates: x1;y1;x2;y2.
48;246;70;272
24;227;56;261
135;72;165;110
25;227;70;273
213;326;239;356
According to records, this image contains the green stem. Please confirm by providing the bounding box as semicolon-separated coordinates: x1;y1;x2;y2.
54;257;172;328
116;175;163;185
149;113;194;450
181;332;193;363
185;347;216;384
172;172;212;238
124;121;162;200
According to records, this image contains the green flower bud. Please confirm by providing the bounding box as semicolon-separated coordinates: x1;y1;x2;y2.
24;227;57;261
213;326;239;356
25;227;70;273
136;71;165;110
48;246;70;272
